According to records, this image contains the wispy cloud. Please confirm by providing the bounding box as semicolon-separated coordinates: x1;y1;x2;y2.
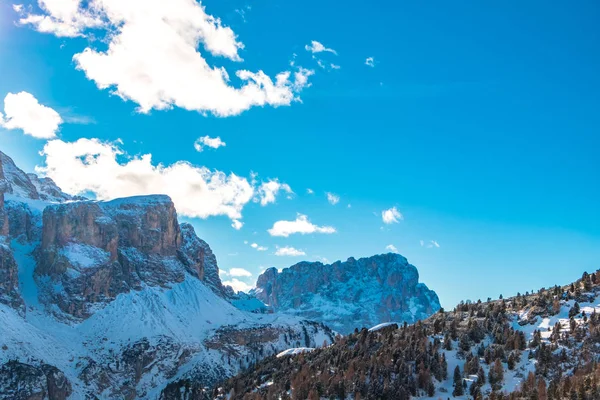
250;243;268;251
305;40;337;55
275;246;306;256
382;207;403;224
365;57;375;67
222;278;253;292
255;179;293;206
385;244;399;253
420;240;440;248
194;135;226;152
268;214;336;237
326;192;340;205
228;267;252;277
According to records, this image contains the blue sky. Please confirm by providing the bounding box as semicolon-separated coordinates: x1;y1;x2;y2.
0;0;599;308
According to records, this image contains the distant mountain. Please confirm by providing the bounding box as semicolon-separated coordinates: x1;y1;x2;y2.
219;272;600;400
0;150;333;399
252;254;441;334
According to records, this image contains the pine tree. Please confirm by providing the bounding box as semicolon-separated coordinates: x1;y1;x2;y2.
452;365;464;396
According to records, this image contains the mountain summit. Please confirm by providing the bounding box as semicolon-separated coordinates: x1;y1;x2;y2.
253;253;441;334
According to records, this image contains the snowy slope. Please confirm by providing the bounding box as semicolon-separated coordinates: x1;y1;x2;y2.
0;151;335;399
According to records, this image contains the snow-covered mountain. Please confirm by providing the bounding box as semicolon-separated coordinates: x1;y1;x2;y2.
0;151;334;399
252;254;441;334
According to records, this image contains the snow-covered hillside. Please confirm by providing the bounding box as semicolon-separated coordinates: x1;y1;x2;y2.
218;273;600;399
0;150;334;399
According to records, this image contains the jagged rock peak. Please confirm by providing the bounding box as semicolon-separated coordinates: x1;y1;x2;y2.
254;252;441;334
0;150;82;203
179;222;229;297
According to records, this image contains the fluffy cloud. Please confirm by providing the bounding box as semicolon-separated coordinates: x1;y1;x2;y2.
250;243;268;251
222;278;253;292
326;192;340;205
255;179;293;206
382;206;403;224
365;57;375;67
36;138;257;224
228;267;252;277
18;0;314;116
420;240;440;248
305;40;337;55
385;244;399;253
194;135;226;152
274;246;306;256
231;220;243;230
268;214;336;237
1;91;62;138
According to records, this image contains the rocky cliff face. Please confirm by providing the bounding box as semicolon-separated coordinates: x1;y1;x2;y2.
0;244;23;313
254;253;441;334
0;156;9;237
34;195;236;319
0;153;23;312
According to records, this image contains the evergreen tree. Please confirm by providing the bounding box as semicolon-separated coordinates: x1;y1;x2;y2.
452;365;464;396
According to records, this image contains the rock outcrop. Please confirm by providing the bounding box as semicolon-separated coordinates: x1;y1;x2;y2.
0;155;24;312
179;222;231;298
254;253;441;334
35;196;207;319
0;361;72;400
0;156;9;237
0;244;24;313
0;151;80;204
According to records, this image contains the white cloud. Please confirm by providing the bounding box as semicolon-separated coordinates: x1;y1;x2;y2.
18;0;314;117
255;179;293;206
1;91;62;139
420;240;440;248
274;246;306;256
326;192;340;205
305;40;337;55
385;244;399;253
250;243;268;251
222;278;253;292
268;214;336;237
330;64;341;70
381;207;403;224
365;57;375;67
229;267;252;277
36;138;258;225
194;135;226;152
231;220;243;230
306;188;314;194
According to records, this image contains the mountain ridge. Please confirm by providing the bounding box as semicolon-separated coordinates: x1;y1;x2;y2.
252;252;441;334
0;150;335;399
